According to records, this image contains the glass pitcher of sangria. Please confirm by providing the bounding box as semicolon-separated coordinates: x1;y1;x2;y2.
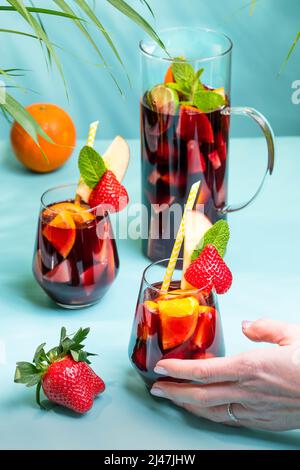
140;27;275;261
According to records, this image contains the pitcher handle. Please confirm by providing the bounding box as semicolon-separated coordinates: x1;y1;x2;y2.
219;106;275;214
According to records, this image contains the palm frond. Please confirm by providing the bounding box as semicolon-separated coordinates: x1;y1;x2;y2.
106;0;165;50
1;93;54;146
0;5;83;20
280;31;300;73
139;0;155;19
7;0;67;94
74;0;124;66
53;0;122;93
0;0;163;154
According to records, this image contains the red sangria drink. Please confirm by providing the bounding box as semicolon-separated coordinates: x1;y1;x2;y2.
129;272;224;388
33;186;119;308
129;218;232;388
140;27;275;261
33;132;130;308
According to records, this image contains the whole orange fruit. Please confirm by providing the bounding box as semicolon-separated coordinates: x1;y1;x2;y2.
11;103;76;173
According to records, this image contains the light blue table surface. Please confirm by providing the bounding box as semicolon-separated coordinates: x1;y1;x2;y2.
0;137;300;450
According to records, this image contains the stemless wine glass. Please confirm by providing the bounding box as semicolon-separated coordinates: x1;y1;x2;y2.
33;183;119;308
140;27;275;261
128;258;225;387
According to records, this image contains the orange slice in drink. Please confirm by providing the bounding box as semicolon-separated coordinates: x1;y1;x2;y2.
44;202;95;226
43;210;76;258
157;296;199;350
164;65;175;84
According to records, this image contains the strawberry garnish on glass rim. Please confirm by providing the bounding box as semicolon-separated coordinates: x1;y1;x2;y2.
14;327;105;414
89;170;128;213
184;220;233;295
76;145;129;212
75;122;130;212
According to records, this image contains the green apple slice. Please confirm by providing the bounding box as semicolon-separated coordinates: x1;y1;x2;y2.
102;136;130;183
181;210;212;290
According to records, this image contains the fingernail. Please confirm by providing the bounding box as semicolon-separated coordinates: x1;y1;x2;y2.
150;387;165;398
154;366;167;375
242;320;253;330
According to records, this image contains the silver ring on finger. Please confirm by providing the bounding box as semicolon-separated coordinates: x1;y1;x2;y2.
227;403;239;423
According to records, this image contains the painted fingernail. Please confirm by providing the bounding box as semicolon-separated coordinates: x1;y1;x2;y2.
242;320;253;330
154;366;167;375
151;387;165;398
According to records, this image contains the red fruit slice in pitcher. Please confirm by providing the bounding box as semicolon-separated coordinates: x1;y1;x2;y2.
216;132;227;162
187;140;206;174
192;306;216;350
157;139;178;164
176;106;214;143
160;172;186;189
43;210;76;258
157;297;199;350
208;150;221;170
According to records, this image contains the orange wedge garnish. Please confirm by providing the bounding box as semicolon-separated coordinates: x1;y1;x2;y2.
43;210;76;258
164;65;175;84
44;202;95;225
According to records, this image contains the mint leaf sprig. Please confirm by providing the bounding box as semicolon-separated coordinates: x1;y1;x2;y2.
191;220;230;261
166;58;226;113
78;146;106;189
14;327;96;406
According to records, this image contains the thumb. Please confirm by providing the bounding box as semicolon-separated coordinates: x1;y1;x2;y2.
242;318;300;346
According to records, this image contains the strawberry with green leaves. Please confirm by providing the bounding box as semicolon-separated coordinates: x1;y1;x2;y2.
184;220;233;294
14;327;105;414
77;145;129;212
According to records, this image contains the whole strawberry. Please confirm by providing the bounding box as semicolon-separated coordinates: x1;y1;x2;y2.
14;327;105;414
185;244;232;294
89;170;129;212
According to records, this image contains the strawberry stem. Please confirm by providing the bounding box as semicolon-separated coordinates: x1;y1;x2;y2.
36;381;42;408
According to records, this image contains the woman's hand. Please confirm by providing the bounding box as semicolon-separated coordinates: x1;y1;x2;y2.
151;318;300;431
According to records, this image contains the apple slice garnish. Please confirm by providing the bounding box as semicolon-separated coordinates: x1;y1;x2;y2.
76;136;130;204
157;296;199;350
102;136;130;183
181;210;212;290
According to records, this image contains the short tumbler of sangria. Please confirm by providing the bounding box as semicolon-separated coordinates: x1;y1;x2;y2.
33;183;119;308
129;258;225;388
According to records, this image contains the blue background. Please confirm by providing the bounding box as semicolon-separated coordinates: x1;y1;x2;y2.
0;0;299;139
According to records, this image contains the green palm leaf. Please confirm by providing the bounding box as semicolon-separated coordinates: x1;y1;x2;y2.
280;31;300;72
106;0;165;50
53;0;122;93
2;94;54;146
139;0;155;18
0;5;83;20
7;0;67;93
0;0;163;158
74;0;124;65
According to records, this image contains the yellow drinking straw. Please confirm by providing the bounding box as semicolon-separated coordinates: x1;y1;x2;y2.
86;120;99;147
75;121;100;203
161;180;201;292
